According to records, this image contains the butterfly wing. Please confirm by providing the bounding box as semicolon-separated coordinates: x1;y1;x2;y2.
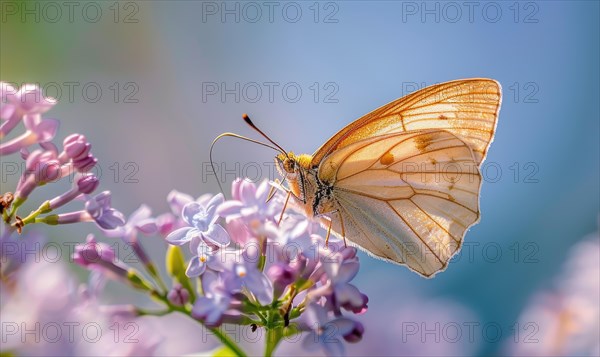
311;78;501;167
318;129;481;277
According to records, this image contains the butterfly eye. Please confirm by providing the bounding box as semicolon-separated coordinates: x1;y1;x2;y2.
283;158;296;173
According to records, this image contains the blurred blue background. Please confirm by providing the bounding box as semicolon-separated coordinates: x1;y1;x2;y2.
1;1;598;355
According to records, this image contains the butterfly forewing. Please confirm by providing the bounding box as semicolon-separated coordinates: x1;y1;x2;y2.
319;130;482;277
311;79;500;167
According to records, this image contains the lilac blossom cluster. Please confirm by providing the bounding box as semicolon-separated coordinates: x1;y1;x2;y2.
1;82;369;356
163;179;368;355
1;82;125;239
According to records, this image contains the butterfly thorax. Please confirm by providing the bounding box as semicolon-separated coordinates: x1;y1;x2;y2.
275;152;337;218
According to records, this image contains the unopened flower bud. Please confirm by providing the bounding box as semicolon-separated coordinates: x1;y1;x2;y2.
343;321;364;343
167;284;190;306
73;155;97;172
63;134;91;160
37;159;61;183
77;174;99;194
267;263;297;298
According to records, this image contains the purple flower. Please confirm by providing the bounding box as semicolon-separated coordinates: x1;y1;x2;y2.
343;320;364;343
162;190;209;235
167;193;230;248
275;218;322;262
290;252;323;284
73;234;128;281
223;260;273;304
192;271;232;327
185;240;219;277
267;262;298;299
84;191;126;230
0;82;57;139
302;303;357;356
47;174;99;210
166;194;230;277
103;204;157;267
223;216;253;244
218;179;278;223
13;149;62;201
321;252;368;314
167;190;197;215
0;114;59;155
61;133;91;161
168;283;190;306
55;133;97;171
105;204;157;241
0;258;165;356
155;212;177;237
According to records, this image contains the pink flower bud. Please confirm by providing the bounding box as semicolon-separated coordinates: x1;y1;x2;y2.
77;175;99;194
167;284;190;306
63;134;91;160
73;155;97;171
36;159;61;183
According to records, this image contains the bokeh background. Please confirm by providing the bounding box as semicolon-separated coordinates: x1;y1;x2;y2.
1;1;599;356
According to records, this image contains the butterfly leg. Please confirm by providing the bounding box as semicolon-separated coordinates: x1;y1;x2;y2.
322;210;347;248
324;217;333;248
266;179;280;202
277;191;291;226
337;210;347;248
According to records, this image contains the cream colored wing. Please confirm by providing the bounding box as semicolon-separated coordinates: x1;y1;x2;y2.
319;130;481;277
311;78;501;167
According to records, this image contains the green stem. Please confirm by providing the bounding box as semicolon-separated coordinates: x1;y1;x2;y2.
135;307;171;317
17;200;50;226
264;326;282;357
210;326;248;357
152;289;247;357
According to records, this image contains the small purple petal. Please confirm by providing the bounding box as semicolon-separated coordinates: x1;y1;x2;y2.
343;321;364;343
335;284;364;308
255;180;270;204
166;227;193;245
167;190;194;216
129;204;152;224
96;209;126;230
240;179;257;204
335;262;360;283
32;118;59;142
185;256;207;277
217;201;244;217
301;332;322;352
207;193;224;210
202;224;230;247
306;303;329;326
136;219;158;235
0;103;15;119
327;318;356;337
182;202;202;226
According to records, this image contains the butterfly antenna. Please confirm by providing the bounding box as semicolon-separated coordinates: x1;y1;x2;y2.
210;132;285;196
242;114;288;156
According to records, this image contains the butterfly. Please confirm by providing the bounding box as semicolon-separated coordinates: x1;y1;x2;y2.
216;78;501;277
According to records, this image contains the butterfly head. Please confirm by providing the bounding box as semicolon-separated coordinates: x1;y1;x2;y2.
275;152;312;175
275;152;313;203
